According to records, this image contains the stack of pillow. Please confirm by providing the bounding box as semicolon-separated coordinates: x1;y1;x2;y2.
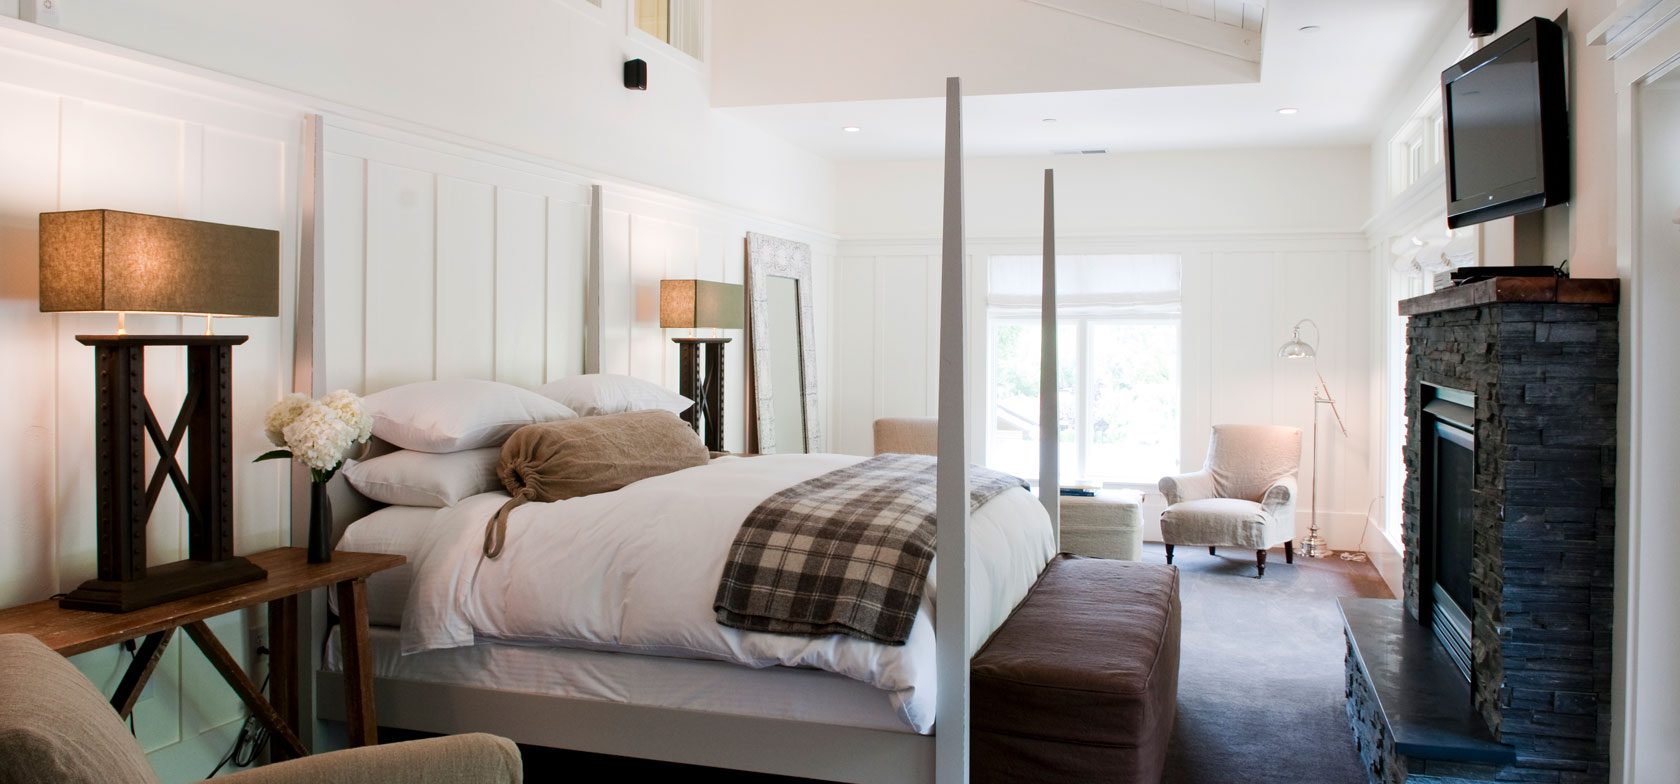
342;375;694;509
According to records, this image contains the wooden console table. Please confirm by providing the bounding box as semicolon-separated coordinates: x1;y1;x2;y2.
0;548;404;760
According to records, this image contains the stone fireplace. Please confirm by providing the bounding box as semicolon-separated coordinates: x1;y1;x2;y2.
1341;277;1617;784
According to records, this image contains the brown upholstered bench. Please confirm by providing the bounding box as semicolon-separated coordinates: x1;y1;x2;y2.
972;554;1181;784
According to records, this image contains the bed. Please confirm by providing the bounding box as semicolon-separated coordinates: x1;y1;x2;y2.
299;78;1053;784
317;453;1052;780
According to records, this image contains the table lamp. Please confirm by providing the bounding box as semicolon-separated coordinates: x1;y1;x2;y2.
39;209;279;612
659;279;743;451
1278;318;1348;559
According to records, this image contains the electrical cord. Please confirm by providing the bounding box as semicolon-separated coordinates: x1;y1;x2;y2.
1337;496;1377;564
206;647;271;779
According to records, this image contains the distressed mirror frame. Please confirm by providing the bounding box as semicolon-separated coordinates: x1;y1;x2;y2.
745;231;822;454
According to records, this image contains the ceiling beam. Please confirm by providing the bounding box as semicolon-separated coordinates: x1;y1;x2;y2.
1022;0;1262;63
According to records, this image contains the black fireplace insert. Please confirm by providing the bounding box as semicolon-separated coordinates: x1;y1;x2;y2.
1421;384;1475;682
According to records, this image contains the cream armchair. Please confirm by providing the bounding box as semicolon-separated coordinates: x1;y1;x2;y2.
0;633;521;784
1158;424;1301;577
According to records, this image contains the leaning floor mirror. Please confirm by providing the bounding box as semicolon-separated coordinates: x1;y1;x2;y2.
746;231;822;454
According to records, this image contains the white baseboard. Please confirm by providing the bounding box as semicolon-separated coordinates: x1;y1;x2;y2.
1137;502;1383;554
1361;518;1405;598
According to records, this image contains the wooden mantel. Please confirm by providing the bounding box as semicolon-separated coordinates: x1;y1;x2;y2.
1398;277;1619;317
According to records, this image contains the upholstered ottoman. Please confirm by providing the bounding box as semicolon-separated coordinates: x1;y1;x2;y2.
972;555;1181;784
1059;490;1144;561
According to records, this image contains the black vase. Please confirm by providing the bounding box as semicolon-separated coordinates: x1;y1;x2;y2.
308;482;333;564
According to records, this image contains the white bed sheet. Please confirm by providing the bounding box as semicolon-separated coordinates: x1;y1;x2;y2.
332;505;440;627
340;453;1054;734
324;625;918;734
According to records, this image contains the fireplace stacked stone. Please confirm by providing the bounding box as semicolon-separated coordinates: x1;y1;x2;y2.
1345;278;1617;784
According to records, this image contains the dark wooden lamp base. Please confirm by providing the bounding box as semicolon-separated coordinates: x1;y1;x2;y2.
62;335;267;614
674;336;729;452
60;557;267;613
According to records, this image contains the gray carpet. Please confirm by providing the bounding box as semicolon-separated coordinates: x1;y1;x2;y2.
1153;542;1392;784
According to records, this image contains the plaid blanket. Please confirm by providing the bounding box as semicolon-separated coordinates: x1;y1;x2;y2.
713;454;1029;646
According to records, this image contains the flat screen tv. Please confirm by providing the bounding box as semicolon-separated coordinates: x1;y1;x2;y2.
1442;16;1570;228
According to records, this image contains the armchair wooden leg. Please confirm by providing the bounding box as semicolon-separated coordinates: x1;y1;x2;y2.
1208;546;1217;556
1165;544;1175;564
1284;541;1295;564
1256;549;1267;578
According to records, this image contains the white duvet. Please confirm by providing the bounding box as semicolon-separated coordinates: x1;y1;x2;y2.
400;453;1055;733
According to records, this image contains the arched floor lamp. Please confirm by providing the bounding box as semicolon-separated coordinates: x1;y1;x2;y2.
1278;318;1347;558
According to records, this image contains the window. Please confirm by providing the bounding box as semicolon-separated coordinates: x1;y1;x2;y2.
634;0;703;60
1388;88;1445;195
985;255;1181;486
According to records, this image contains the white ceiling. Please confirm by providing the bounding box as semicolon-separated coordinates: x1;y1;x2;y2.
716;0;1460;161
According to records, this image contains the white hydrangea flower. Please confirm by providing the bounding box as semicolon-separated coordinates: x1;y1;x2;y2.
320;388;373;443
263;393;312;447
281;401;359;472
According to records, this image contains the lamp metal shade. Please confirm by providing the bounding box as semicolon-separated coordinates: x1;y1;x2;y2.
1277;338;1316;359
39;210;280;317
660;279;744;330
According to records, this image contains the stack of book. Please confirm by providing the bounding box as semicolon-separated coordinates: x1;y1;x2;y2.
1059;483;1100;497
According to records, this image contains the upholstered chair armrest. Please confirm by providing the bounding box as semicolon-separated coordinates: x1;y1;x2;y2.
1158;470;1217;505
213;734;521;784
1261;475;1298;512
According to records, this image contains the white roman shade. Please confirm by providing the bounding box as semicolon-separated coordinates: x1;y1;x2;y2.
988;254;1181;317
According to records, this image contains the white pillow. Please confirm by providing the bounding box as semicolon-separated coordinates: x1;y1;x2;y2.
535;374;693;417
342;448;503;508
364;379;576;452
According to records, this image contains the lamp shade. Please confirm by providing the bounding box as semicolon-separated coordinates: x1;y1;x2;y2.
660;279;744;330
1277;337;1316;359
39;210;279;317
1277;319;1319;360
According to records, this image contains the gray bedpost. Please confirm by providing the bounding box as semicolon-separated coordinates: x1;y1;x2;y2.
1039;168;1060;546
934;75;971;784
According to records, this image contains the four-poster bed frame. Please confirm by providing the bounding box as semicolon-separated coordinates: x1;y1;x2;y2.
309;78;1062;784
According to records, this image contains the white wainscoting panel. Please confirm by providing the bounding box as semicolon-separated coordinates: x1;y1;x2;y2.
317;119;594;395
835;234;1372;548
314;125;837;456
434;176;497;381
0;25;301;773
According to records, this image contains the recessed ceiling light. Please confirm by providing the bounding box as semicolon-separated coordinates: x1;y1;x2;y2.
1042;118;1059;124
842;126;862;133
1277;107;1300;115
1299;25;1321;33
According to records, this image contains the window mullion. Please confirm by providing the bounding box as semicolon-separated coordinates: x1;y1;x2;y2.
1078;318;1091;483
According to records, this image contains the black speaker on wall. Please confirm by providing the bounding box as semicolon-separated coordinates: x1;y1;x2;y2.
624;58;648;90
1469;0;1497;37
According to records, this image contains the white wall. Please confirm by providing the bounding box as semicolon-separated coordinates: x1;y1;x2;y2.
832;149;1377;547
7;0;837;234
838;148;1371;239
0;21;300;779
1620;58;1680;784
315;117;594;393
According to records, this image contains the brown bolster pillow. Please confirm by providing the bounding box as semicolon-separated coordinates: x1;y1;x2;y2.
483;409;710;557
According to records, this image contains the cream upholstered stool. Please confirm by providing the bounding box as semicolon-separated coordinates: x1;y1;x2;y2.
1058;489;1144;561
873;417;938;456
